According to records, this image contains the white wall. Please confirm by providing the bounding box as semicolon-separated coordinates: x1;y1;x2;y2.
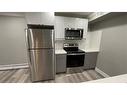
25;12;54;25
90;14;127;76
85;30;102;50
0;12;55;66
0;15;27;65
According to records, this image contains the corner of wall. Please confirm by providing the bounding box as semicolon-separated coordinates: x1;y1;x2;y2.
95;67;110;78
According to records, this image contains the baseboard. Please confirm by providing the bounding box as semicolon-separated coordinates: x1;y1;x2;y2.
95;67;110;78
0;63;29;70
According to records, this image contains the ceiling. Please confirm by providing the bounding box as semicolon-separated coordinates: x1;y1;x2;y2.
0;12;93;18
55;12;93;18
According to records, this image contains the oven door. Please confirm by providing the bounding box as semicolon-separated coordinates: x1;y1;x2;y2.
67;53;85;67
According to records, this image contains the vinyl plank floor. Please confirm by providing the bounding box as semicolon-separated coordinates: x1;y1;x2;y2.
0;68;104;83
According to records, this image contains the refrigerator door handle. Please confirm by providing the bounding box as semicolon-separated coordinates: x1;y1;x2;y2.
52;30;55;48
25;29;28;49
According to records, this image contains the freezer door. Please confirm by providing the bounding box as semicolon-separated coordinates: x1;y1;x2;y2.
28;49;55;82
27;29;54;49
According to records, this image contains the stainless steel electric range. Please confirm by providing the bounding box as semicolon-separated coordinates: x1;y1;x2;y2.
63;43;85;67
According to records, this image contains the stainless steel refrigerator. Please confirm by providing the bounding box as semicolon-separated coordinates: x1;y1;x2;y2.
25;24;55;82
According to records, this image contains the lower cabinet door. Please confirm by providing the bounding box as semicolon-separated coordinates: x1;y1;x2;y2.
84;52;98;70
56;54;66;73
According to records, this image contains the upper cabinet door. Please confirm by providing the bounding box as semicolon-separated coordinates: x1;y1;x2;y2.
75;18;88;38
63;17;76;28
55;16;65;39
25;12;55;25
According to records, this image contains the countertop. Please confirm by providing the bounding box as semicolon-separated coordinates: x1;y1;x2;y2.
81;49;100;53
55;49;67;54
87;74;127;83
55;48;99;54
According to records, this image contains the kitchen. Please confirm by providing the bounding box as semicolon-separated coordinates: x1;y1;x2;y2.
0;12;127;83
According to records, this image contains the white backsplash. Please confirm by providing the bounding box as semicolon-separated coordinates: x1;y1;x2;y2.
55;38;86;50
55;40;64;50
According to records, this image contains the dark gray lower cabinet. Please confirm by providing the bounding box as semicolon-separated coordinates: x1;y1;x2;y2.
56;54;66;73
84;52;98;69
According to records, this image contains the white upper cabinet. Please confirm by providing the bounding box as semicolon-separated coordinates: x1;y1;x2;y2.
55;16;88;39
63;17;77;28
25;12;55;25
55;16;65;39
75;18;88;37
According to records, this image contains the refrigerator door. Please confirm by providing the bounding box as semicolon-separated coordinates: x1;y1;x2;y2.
27;29;54;49
28;49;55;82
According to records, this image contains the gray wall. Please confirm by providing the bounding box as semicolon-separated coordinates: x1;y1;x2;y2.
90;14;127;76
0;16;27;65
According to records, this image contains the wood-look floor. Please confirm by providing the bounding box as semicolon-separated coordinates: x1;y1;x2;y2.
0;67;104;83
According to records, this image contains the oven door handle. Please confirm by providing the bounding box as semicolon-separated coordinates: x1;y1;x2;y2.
67;53;85;56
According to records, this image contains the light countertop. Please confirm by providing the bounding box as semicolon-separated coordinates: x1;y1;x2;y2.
81;49;100;53
55;48;99;54
55;49;67;54
87;74;127;83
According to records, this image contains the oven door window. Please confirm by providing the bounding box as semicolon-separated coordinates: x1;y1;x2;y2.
67;54;85;67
